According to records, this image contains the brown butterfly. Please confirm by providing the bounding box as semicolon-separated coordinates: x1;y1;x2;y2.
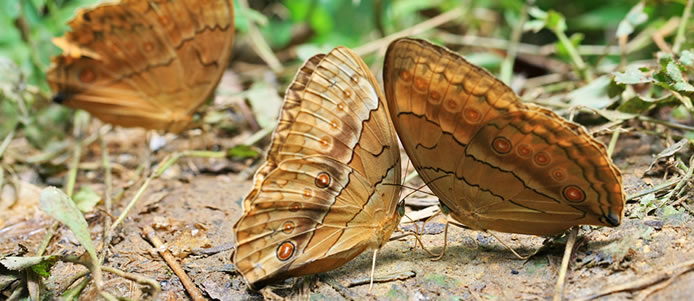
233;47;403;289
46;0;235;133
384;38;624;236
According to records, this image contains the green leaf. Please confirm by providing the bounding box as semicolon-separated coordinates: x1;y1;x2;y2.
246;81;282;129
546;10;567;33
616;95;677;114
673;81;694;92
226;144;260;160
666;61;686;82
614;65;652;84
525;7;548;32
523;19;546;32
527;6;547;19
616;2;648;38
617;97;654;113
39;187;98;264
72;186;102;213
567;76;614;109
666;61;694;92
681;50;694;66
0;255;59;274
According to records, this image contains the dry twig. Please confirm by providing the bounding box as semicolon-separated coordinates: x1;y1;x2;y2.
142;226;205;301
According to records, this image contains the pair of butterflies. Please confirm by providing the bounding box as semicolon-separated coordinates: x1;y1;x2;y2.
231;39;625;289
46;0;624;290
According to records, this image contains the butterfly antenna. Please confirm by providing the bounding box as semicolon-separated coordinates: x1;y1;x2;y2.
395;156;414;202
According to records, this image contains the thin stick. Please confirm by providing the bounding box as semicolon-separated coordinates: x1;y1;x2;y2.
576;259;694;300
142;226;205;301
354;7;466;56
553;227;578;301
348;270;416;287
626;178;679;201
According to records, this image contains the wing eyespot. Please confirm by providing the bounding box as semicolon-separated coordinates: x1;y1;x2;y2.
315;172;331;188
276;241;295;261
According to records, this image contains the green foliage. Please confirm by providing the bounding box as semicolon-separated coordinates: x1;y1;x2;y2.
0;0;101;87
72;186;102;213
0;255;60;278
616;2;648;38
227;144;260;160
39;187;98;265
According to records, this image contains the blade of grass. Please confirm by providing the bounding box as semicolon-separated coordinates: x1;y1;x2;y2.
39;187;103;290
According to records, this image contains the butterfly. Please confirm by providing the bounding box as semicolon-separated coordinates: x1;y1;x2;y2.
232;46;403;289
46;0;235;133
383;38;624;236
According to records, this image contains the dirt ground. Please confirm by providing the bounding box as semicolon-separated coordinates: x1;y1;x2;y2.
1;121;694;300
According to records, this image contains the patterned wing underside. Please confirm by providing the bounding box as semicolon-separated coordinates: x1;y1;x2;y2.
246;47;401;209
234;156;400;288
45;0;235;132
234;47;402;288
384;38;624;236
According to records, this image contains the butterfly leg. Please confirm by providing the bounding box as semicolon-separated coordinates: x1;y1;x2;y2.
431;219;449;261
400;209;449;259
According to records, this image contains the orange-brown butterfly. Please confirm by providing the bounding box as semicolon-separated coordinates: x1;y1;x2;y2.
46;0;235;133
384;38;624;236
233;47;403;289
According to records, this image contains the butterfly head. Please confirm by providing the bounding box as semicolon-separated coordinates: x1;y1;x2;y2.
52;92;69;104
604;211;622;227
396;200;406;217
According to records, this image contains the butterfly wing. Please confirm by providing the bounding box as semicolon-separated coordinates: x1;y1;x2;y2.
384;38;624;235
46;0;235;132
234;47;401;288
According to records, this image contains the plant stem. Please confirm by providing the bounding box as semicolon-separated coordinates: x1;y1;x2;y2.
555;29;593;81
500;0;530;84
673;0;693;53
